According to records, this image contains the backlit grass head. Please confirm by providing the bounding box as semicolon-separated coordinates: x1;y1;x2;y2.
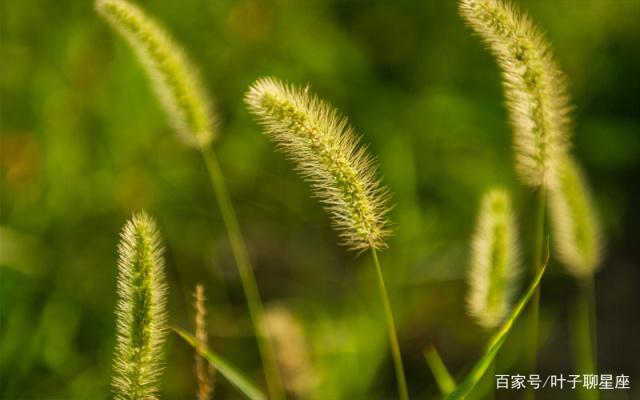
468;189;520;329
113;211;168;400
245;77;392;252
459;0;571;188
549;155;602;278
96;0;216;148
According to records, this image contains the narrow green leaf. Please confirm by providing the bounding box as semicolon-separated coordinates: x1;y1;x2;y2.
173;327;266;400
446;248;550;400
424;345;456;396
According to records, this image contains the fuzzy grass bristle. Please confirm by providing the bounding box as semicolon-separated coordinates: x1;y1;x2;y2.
459;0;571;188
245;77;392;251
113;212;168;400
96;0;216;148
468;189;520;329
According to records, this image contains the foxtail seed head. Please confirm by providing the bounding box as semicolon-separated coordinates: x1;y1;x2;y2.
459;0;571;188
193;284;215;400
549;155;602;278
113;212;168;400
264;306;318;397
245;77;392;251
96;0;216;148
468;189;520;329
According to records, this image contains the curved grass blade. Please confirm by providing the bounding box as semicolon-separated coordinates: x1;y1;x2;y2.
173;327;266;400
446;246;550;400
424;345;456;396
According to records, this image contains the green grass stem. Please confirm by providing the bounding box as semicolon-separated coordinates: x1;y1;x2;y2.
201;147;284;400
524;186;546;400
371;248;409;400
571;277;599;400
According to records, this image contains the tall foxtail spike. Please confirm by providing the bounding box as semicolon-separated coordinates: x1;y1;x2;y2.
113;211;168;400
245;77;392;252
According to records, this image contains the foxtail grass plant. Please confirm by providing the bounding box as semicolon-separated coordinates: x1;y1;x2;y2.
245;77;407;400
459;0;573;388
113;212;168;400
96;1;283;398
549;155;602;399
193;284;215;400
468;189;520;329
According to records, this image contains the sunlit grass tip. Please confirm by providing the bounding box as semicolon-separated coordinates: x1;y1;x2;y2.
549;155;602;278
245;77;392;251
468;189;520;329
459;0;571;188
113;211;168;400
96;0;216;148
194;284;215;400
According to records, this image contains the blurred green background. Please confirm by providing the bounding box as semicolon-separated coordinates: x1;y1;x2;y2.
1;0;639;398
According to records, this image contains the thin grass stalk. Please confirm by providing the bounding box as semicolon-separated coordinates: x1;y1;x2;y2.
371;248;409;400
571;276;598;400
524;186;546;400
201;147;284;400
584;276;598;373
